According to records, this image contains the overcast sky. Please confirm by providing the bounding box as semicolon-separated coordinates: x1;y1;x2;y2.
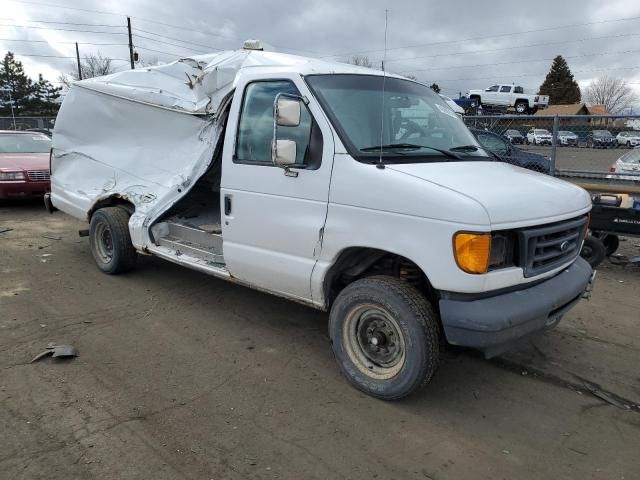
2;0;640;106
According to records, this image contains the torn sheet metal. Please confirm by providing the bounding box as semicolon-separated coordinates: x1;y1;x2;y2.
72;49;314;115
31;344;79;362
50;48;385;250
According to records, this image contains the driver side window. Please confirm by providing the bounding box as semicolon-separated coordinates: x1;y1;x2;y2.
487;85;499;92
235;80;316;166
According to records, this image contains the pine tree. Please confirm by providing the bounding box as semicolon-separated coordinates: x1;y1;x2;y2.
33;73;62;115
0;52;35;115
538;55;581;105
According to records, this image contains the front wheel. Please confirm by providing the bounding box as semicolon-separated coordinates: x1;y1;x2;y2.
89;207;137;274
329;276;440;400
580;236;606;269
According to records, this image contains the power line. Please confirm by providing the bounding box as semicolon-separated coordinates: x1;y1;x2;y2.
320;15;640;59
0;23;127;35
385;32;640;66
0;38;127;46
0;18;123;28
133;34;210;54
11;52;130;61
5;0;125;18
134;45;188;58
399;48;640;74
132;28;221;51
422;65;640;83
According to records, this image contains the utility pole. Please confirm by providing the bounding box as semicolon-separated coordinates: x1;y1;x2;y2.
75;42;82;80
127;17;135;69
1;87;17;130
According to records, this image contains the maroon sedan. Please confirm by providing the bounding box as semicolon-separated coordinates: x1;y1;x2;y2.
0;130;51;199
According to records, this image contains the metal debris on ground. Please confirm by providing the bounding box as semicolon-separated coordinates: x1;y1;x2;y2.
31;344;79;363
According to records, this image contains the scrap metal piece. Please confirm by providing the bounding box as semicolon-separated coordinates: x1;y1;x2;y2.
31;344;79;363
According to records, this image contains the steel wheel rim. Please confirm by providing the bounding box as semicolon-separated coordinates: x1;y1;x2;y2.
342;304;406;380
95;221;114;264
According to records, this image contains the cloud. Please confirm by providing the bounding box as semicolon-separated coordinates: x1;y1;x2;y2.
1;0;639;105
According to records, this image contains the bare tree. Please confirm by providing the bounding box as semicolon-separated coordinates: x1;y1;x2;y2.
583;76;639;114
347;55;374;68
57;53;115;87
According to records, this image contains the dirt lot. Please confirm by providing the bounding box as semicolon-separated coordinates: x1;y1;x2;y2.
1;201;639;480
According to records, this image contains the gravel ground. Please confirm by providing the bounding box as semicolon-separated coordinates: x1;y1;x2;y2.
1;201;639;480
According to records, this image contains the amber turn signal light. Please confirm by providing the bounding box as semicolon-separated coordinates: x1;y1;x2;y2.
453;232;492;274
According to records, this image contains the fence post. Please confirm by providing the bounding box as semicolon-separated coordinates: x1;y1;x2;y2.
550;114;559;175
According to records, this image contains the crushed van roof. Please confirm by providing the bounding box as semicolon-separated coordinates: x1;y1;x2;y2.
74;49;393;115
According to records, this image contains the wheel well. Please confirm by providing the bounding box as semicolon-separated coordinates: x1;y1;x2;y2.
323;247;437;309
87;195;135;220
515;98;529;105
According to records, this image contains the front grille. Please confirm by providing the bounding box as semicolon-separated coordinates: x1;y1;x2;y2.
518;216;588;277
27;170;50;181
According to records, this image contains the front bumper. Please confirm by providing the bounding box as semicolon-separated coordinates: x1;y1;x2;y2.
439;257;593;358
0;180;50;199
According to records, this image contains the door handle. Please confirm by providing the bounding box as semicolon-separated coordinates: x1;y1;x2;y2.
224;195;232;216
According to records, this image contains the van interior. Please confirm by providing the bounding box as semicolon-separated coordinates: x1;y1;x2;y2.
149;112;227;266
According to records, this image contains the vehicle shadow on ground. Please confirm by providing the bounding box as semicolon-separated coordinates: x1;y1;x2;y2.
129;254;584;411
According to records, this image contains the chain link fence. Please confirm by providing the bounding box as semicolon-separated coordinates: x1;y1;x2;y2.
463;114;640;183
0;116;56;132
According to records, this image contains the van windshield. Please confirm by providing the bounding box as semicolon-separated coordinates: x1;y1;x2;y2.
306;74;488;163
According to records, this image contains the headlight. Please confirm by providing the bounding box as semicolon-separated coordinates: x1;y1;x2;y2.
0;171;26;181
454;232;515;274
453;232;491;274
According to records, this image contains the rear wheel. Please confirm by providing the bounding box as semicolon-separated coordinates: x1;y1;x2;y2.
580;235;606;268
515;101;528;114
89;207;137;274
329;276;440;400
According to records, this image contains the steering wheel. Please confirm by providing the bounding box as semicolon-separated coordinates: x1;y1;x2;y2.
398;119;423;140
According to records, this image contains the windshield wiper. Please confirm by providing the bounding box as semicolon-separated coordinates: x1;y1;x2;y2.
360;143;463;160
360;143;424;151
451;144;500;161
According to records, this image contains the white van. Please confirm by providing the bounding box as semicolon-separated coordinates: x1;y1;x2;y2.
46;43;594;399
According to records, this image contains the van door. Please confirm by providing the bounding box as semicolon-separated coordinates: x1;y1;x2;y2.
220;74;334;302
484;85;500;103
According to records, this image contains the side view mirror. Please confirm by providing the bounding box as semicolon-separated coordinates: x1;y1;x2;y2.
272;139;297;166
276;97;301;127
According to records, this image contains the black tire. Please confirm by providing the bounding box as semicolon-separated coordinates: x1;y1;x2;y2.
594;233;620;256
329;275;440;400
580;236;606;269
89;207;137;274
515;101;528;114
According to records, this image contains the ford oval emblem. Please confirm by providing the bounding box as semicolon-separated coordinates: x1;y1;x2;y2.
560;240;571;252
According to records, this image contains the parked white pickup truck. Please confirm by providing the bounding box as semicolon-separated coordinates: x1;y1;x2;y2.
467;84;549;114
46;42;594;400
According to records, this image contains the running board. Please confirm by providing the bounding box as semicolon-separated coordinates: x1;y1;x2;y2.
156;235;225;265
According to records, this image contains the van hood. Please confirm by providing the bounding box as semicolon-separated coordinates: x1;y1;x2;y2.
387;161;590;228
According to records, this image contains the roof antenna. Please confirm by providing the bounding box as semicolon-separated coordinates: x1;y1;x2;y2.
377;9;389;170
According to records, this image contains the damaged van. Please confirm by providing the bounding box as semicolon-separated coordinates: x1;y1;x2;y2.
47;41;595;399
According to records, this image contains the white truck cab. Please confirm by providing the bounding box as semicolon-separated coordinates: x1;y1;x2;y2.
468;84;549;114
46;44;594;399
